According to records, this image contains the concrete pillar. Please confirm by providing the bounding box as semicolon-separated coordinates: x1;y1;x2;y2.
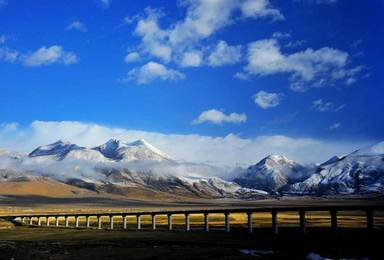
168;214;173;231
56;217;60;227
330;210;338;233
136;215;141;230
75;216;80;228
29;217;33;225
366;209;374;230
38;217;42;226
271;210;278;235
247;212;253;233
110;216;114;230
123;216;127;230
98;216;102;229
152;215;156;230
299;210;306;235
65;216;69;228
204;213;209;232
225;212;230;233
86;216;90;228
46;217;50;227
185;214;190;231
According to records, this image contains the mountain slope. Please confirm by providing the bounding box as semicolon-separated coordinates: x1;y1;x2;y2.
233;155;310;192
289;142;384;194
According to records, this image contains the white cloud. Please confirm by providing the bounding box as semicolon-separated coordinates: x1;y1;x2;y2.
0;120;372;166
66;21;87;32
124;52;140;63
130;1;282;64
98;0;110;8
208;41;242;67
329;122;341;130
253;90;282;109
334;104;346;112
192;109;247;125
311;99;333;112
241;0;284;20
243;38;360;92
0;47;18;62
180;51;202;67
272;32;291;39
126;61;185;84
23;45;78;67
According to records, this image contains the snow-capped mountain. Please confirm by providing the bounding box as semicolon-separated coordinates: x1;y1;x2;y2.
289;142;384;195
0;139;267;199
233;154;310;192
93;139;171;162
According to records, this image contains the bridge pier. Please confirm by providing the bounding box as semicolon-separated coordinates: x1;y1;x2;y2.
225;212;230;232
110;216;114;230
299;210;306;235
247;212;253;233
56;216;60;227
152;214;156;230
366;209;374;230
136;215;141;230
75;216;80;228
330;210;338;233
86;216;90;228
46;217;50;227
65;216;69;228
97;216;102;229
168;214;173;231
123;216;127;230
204;213;209;232
271;210;278;235
185;213;190;231
38;217;42;226
29;217;33;225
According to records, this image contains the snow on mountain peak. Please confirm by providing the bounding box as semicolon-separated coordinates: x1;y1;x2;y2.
29;140;83;160
93;138;171;162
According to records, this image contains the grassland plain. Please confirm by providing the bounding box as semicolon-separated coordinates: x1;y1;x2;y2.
1;197;384;259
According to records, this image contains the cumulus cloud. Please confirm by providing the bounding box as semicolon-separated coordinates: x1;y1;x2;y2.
129;1;281;65
180;51;203;67
23;45;78;67
124;52;140;63
208;41;242;67
0;47;18;63
253;90;283;109
0;121;372;166
0;35;6;44
66;20;87;32
192;109;247;125
311;99;333;112
125;61;185;84
242;38;361;91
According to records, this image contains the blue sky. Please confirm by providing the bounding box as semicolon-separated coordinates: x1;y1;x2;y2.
0;0;383;165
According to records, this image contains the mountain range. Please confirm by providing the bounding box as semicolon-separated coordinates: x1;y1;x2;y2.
0;139;383;199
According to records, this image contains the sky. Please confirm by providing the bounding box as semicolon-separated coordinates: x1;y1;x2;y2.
0;0;383;166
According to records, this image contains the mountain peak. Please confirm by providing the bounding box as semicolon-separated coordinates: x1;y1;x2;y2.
93;138;171;162
29;140;83;160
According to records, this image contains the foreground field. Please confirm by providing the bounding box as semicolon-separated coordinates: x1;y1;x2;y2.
0;226;383;259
